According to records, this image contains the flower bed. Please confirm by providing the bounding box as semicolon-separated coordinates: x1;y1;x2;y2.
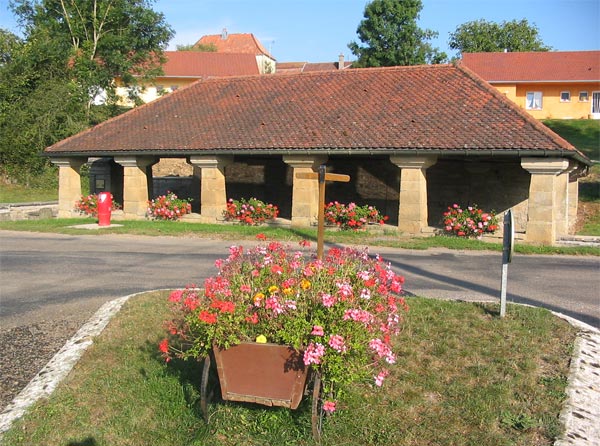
324;201;388;230
147;192;192;221
442;203;499;238
74;193;120;216
160;239;407;414
223;197;279;225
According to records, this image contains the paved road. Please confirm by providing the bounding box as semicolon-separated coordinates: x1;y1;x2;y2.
1;230;599;329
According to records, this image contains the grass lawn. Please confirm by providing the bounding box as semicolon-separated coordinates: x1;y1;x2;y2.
0;183;57;204
1;291;576;446
543;119;600;161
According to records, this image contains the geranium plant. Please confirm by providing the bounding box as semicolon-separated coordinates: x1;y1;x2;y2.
75;193;121;216
147;191;192;221
160;240;407;414
324;201;388;230
223;197;279;225
442;203;499;238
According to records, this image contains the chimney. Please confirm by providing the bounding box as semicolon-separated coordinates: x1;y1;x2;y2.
338;53;345;70
221;28;228;40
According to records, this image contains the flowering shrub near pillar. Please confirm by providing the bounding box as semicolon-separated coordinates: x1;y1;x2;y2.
160;239;407;414
223;197;279;225
442;203;499;238
147;192;192;221
75;193;121;216
324;201;388;230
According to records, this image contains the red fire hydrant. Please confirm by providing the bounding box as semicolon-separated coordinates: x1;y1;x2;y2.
97;192;112;227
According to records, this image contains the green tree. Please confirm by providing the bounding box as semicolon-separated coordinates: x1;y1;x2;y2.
0;0;173;184
176;43;217;52
449;19;551;56
348;0;447;67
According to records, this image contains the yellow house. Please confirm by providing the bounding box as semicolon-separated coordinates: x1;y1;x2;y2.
461;51;600;120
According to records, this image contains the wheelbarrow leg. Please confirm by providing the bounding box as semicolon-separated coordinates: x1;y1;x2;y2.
200;354;211;423
311;372;323;444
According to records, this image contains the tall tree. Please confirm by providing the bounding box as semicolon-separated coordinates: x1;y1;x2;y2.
1;0;174;183
449;19;551;56
348;0;447;67
9;0;174;106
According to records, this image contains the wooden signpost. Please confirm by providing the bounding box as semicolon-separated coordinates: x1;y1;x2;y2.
296;164;350;260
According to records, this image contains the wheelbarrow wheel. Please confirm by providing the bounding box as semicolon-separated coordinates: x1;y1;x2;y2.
311;372;323;444
199;354;212;423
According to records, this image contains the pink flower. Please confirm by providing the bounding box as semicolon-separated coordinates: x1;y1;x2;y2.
328;334;347;353
168;289;183;303
303;342;325;365
311;325;324;336
322;400;336;413
374;369;389;387
321;293;336;308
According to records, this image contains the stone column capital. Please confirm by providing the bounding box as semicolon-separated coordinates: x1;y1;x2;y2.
50;157;87;170
389;155;437;170
521;157;569;175
282;155;328;170
188;155;233;169
114;156;158;168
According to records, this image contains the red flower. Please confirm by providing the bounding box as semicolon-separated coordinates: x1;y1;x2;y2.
199;311;217;324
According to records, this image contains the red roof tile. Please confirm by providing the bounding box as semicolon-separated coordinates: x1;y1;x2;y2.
461;51;600;82
195;32;273;59
45;64;586;163
160;51;259;78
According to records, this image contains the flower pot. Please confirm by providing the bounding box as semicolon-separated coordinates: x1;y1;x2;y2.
213;342;309;409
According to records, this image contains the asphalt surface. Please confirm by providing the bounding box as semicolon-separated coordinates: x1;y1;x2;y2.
1;230;599;329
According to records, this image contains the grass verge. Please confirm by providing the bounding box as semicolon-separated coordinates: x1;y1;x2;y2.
0;218;598;255
1;291;576;446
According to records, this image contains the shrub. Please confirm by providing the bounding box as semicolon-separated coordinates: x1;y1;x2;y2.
75;193;121;216
324;201;388;230
223;197;279;225
147;192;192;221
442;203;499;238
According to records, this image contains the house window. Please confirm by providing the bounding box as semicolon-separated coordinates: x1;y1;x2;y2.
579;91;589;102
560;91;571;102
526;91;543;110
170;85;179;91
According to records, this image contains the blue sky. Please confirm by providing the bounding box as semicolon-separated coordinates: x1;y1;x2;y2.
1;0;599;62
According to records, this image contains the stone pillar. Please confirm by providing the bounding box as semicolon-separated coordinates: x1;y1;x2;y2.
51;157;87;218
390;155;437;234
283;155;327;227
521;158;569;244
567;170;580;234
114;156;158;219
188;155;233;223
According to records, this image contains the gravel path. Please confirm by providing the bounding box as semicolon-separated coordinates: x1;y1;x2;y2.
0;319;83;410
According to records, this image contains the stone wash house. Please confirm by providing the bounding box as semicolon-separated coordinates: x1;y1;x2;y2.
45;64;591;244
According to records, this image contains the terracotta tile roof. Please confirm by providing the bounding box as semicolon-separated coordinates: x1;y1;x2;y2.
194;32;273;59
275;61;353;74
161;51;259;78
461;51;600;82
45;64;587;164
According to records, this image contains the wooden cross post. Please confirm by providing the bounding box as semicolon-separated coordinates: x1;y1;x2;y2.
296;164;350;260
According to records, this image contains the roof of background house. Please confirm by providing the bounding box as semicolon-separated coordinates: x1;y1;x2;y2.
45;64;588;164
276;61;353;74
461;50;600;82
194;31;274;59
160;51;259;78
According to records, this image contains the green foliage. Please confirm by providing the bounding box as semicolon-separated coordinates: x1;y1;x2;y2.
348;0;447;67
176;42;217;52
0;0;173;183
449;18;551;56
